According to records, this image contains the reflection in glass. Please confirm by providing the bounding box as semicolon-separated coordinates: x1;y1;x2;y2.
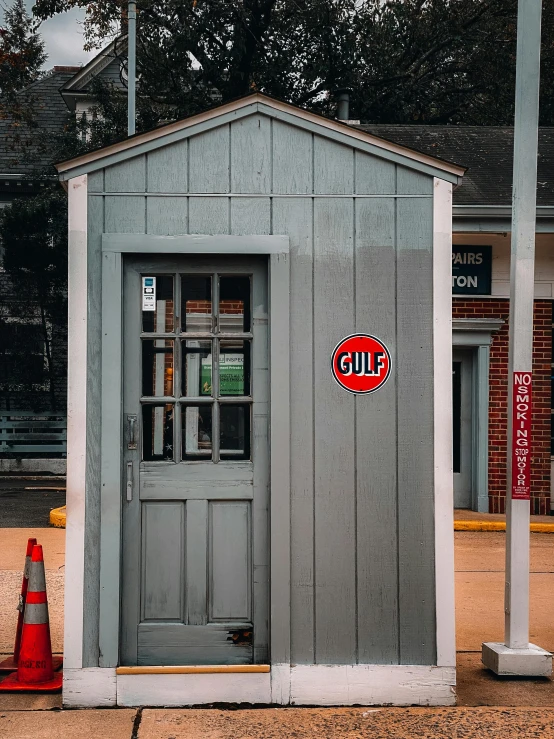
142;275;174;333
142;340;174;397
181;275;212;333
142;404;174;461
182;405;213;460
219;276;250;333
220;405;250;460
219;341;250;396
182;341;212;397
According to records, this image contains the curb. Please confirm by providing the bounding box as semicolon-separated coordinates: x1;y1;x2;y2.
47;508;554;532
49;506;66;528
455;520;554;533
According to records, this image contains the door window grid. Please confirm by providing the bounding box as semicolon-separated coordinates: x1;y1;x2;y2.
140;272;252;463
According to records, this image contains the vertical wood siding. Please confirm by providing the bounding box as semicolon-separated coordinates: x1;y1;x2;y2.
87;113;436;667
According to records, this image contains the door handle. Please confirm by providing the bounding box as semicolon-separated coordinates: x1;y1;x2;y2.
127;414;137;450
126;461;133;502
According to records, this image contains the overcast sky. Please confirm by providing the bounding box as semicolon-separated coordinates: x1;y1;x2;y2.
1;3;96;69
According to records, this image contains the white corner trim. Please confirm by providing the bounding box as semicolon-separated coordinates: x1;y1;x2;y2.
289;665;456;706
63;668;117;708
116;672;271;707
64;174;88;670
433;178;456;667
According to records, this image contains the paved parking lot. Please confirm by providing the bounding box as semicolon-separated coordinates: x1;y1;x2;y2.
0;478;65;527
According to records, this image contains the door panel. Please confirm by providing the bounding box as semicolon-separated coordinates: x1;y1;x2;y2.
141;502;184;621
209;502;251;621
121;256;268;666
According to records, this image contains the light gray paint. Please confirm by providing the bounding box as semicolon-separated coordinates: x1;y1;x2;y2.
82;111;437;668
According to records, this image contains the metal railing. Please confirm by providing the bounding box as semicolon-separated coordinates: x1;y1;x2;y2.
0;412;67;455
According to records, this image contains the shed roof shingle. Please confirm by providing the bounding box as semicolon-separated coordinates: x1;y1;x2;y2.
356;125;554;206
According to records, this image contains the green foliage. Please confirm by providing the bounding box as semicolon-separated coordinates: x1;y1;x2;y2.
32;0;554;125
0;189;67;290
0;0;46;101
0;189;67;408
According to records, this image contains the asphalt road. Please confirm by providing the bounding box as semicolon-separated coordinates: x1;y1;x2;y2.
0;478;66;527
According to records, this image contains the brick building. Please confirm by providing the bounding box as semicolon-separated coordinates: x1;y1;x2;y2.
358;126;554;514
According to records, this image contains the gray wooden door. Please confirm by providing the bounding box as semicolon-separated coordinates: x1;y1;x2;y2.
453;348;473;509
120;256;269;666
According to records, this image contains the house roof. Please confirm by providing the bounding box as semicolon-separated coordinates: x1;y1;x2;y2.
55;93;466;185
0;67;76;179
356;125;554;207
60;37;127;110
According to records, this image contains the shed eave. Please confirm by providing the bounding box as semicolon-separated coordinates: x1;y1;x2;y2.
56;94;465;185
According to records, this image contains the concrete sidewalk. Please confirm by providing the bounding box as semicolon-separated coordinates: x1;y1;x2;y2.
3;707;554;738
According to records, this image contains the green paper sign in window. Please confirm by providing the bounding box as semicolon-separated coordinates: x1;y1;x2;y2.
201;354;244;395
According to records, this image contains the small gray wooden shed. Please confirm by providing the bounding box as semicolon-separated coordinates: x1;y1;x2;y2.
57;93;464;708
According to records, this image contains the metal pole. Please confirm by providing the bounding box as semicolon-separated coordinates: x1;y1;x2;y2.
127;1;137;137
483;0;551;677
505;0;542;650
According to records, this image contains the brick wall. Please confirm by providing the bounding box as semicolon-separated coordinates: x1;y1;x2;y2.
453;298;552;514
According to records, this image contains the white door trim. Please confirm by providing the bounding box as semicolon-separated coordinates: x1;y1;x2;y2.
95;235;290;674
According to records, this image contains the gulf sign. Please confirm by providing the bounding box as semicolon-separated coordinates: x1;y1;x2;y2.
331;334;391;395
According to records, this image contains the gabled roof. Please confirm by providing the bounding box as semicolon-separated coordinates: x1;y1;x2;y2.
357;125;554;207
61;37;128;108
56;93;466;185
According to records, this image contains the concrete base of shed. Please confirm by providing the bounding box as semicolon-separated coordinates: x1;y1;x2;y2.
63;664;456;708
482;642;552;676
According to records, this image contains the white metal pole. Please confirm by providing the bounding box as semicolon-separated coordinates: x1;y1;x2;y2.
127;1;137;137
504;0;542;651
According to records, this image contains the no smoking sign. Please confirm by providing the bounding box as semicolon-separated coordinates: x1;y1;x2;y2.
331;334;392;395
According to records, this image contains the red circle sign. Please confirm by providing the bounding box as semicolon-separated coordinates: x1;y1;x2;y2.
331;334;392;395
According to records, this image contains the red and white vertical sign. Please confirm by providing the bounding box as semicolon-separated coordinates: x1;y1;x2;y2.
511;372;532;500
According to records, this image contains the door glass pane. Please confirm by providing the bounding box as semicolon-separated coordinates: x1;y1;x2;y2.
219;276;250;333
142;275;174;333
219;341;250;396
182;340;212;397
142;340;174;397
220;404;250;460
182;405;213;460
142;404;174;461
181;275;212;333
453;362;461;473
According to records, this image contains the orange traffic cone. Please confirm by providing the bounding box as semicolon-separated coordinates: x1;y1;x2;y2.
0;545;62;691
0;537;37;672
